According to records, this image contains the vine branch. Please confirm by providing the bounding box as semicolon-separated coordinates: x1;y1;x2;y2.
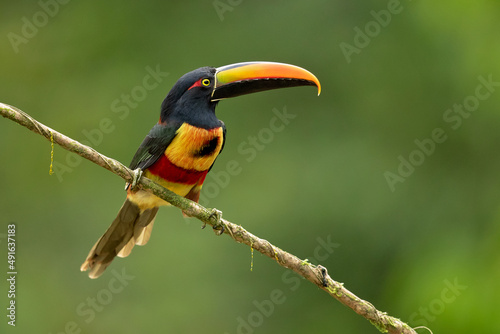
0;102;420;334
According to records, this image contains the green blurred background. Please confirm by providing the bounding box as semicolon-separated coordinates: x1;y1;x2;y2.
1;1;499;333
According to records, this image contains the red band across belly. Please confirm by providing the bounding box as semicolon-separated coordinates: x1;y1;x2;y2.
147;154;208;185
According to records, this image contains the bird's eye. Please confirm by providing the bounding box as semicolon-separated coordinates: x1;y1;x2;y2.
202;78;211;86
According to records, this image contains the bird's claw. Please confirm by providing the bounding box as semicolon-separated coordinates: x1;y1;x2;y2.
127;168;143;191
208;208;224;236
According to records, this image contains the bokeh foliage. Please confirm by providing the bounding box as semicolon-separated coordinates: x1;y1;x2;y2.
1;1;499;333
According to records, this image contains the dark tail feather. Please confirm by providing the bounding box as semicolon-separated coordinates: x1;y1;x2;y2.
81;199;158;279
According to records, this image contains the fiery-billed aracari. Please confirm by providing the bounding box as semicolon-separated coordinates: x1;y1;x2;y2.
80;61;321;278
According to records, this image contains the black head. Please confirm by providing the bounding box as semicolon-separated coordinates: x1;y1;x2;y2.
160;66;220;129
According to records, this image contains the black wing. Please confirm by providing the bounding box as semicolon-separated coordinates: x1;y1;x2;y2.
129;123;179;170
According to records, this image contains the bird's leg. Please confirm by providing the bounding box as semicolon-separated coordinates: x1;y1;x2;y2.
208;208;224;235
126;168;143;191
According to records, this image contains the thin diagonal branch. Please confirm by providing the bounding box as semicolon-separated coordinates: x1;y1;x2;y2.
0;102;419;334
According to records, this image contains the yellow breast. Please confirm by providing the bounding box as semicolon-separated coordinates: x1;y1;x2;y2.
165;123;224;171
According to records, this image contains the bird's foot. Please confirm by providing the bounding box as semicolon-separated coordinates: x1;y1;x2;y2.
126;168;143;191
208;208;224;236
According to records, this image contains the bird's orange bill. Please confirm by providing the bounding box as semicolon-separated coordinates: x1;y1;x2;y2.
212;61;321;100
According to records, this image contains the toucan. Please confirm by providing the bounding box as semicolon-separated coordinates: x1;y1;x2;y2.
80;61;321;278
